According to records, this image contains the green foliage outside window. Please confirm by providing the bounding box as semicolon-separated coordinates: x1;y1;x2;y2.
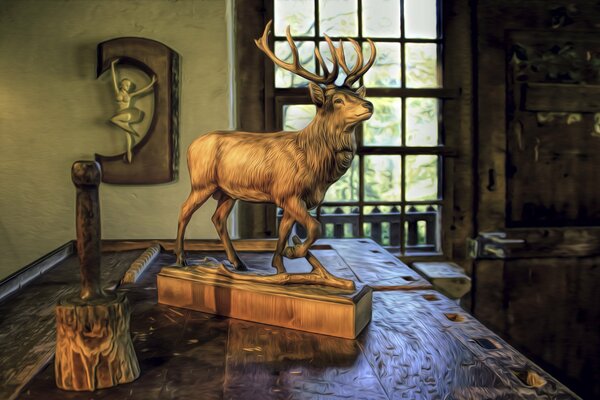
276;0;442;251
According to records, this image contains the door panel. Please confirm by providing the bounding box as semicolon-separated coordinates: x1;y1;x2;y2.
474;2;600;398
506;31;600;227
505;257;600;393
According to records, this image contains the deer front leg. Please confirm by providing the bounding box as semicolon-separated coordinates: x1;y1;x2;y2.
281;198;321;259
271;210;294;273
212;194;247;271
175;187;214;266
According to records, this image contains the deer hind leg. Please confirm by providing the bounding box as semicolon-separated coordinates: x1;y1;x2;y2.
175;186;215;266
212;192;247;271
281;198;321;259
271;210;294;273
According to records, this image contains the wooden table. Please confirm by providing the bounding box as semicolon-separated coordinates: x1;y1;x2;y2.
2;239;579;399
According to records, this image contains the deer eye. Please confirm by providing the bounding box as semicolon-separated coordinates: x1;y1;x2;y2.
334;98;344;105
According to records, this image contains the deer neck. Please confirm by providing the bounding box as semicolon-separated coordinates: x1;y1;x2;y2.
296;117;356;183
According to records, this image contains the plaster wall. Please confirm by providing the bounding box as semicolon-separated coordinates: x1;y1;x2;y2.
0;0;234;280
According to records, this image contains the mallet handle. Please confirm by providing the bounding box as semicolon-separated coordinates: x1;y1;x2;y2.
71;161;103;300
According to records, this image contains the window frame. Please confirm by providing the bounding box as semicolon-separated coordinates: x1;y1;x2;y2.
234;0;473;264
267;0;458;256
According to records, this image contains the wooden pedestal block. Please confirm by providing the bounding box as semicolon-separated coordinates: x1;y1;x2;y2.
157;266;372;339
55;293;140;391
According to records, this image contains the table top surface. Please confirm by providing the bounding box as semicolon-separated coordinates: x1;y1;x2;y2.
0;239;579;399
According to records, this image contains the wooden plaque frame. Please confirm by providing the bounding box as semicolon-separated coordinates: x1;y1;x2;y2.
96;37;180;184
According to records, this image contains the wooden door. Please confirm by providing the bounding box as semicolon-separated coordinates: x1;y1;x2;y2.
473;2;600;398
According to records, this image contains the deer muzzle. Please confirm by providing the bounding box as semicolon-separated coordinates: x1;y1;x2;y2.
354;101;374;120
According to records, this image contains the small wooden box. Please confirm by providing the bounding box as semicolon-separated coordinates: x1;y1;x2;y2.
157;266;372;339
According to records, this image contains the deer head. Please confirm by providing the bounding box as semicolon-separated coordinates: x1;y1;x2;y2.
255;21;376;138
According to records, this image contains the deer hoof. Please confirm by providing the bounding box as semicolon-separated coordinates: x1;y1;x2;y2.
175;256;187;267
283;244;304;259
271;256;286;274
233;260;248;271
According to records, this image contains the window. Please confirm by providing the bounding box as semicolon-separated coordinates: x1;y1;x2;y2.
271;0;450;255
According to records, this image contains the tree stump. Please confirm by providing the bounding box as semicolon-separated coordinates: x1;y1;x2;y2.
55;293;140;391
55;161;140;391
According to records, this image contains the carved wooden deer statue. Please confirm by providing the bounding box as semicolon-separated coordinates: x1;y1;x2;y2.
175;21;376;288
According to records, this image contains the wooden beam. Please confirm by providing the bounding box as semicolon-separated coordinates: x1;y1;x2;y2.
522;83;600;112
412;261;472;299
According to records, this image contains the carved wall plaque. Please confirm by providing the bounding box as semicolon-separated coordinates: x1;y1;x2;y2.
96;37;180;184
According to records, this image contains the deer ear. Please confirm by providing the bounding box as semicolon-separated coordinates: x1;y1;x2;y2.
308;83;325;106
355;86;367;99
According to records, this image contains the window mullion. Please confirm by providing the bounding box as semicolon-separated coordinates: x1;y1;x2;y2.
358;0;363;37
358;155;365;237
314;0;319;37
272;0;444;256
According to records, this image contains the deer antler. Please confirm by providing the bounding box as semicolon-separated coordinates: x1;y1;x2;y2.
255;20;376;88
255;20;339;86
337;38;377;88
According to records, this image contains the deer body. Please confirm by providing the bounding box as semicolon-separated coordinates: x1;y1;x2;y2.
175;21;376;275
187;96;362;209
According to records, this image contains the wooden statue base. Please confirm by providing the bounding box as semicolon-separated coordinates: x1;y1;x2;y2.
157;265;372;339
55;292;140;391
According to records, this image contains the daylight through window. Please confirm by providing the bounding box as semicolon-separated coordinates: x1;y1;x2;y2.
273;0;443;255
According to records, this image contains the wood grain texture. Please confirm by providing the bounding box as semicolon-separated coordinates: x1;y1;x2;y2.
223;319;388;400
0;251;139;400
101;238;278;252
503;257;600;398
19;251;230;400
522;82;600;112
102;238;432;291
442;0;475;265
0;241;74;302
412;262;471;299
359;291;579;400
54;161;140;391
15;250;579;399
474;228;600;259
506;107;600;226
475;4;600;398
157;265;372;339
149;237;429;345
71;161;103;300
324;239;431;290
55;294;140;391
95;38;180;184
122;244;161;284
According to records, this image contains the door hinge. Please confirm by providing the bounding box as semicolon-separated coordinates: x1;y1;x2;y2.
467;232;526;259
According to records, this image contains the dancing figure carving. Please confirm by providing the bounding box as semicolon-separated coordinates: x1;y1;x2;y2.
109;58;156;163
175;21;376;289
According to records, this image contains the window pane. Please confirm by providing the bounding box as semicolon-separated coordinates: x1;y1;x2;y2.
283;104;316;131
404;0;438;39
275;41;315;88
324;157;359;202
363;97;402;146
362;0;400;38
319;0;358;37
321;206;359;238
319;41;358;86
363;42;401;88
406;155;439;200
275;0;315;37
364;155;401;201
364;205;401;247
405;43;439;88
406;98;439;146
